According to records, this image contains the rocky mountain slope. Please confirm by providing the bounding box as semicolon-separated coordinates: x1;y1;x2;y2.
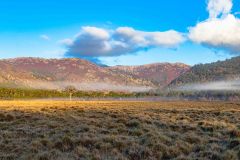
0;57;190;92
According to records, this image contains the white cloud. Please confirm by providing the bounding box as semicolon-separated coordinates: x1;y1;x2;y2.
189;0;240;54
64;26;185;57
207;0;232;18
115;27;184;48
40;35;50;41
79;26;110;40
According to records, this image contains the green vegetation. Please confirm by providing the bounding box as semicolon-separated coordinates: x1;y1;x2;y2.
0;87;240;101
170;56;240;86
0;87;134;99
152;90;240;101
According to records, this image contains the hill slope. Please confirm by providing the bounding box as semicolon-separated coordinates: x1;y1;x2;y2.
109;63;190;87
0;58;189;92
169;56;240;87
0;58;153;91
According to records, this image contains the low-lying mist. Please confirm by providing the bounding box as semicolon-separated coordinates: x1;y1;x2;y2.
26;81;153;92
174;80;240;91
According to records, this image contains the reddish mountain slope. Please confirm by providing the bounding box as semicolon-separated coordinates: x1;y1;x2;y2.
109;63;190;87
0;58;153;91
0;58;189;91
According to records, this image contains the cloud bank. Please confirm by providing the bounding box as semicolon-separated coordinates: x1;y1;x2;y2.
63;26;185;58
175;80;240;91
189;0;240;54
27;81;153;92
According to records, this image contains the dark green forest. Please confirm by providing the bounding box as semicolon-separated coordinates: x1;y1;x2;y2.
0;87;239;101
165;90;240;101
170;56;240;86
0;88;135;99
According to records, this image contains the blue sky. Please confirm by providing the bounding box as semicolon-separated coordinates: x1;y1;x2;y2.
0;0;239;66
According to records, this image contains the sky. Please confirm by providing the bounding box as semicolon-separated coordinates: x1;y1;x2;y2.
0;0;239;66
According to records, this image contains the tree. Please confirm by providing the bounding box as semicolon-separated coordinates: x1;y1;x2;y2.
64;86;77;101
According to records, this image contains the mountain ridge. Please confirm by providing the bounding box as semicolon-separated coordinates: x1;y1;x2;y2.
109;62;190;87
0;57;190;92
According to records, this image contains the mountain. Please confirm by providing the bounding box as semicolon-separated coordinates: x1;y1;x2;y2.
0;57;189;92
109;63;190;87
169;56;240;87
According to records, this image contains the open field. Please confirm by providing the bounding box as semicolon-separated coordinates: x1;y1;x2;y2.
0;101;239;160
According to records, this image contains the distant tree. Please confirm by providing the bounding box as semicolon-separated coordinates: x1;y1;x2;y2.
64;86;77;101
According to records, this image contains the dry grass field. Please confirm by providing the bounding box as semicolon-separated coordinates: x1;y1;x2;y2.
0;101;239;160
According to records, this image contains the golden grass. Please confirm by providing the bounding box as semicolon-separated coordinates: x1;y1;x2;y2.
0;101;239;160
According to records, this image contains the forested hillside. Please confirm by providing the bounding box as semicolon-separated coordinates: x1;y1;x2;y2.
169;56;240;86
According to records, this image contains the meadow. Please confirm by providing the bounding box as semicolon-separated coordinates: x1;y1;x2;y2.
0;101;239;160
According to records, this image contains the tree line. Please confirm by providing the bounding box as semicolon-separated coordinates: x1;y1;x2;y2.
0;86;239;101
0;87;134;100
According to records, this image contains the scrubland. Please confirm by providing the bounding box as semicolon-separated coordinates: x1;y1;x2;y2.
0;101;239;160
